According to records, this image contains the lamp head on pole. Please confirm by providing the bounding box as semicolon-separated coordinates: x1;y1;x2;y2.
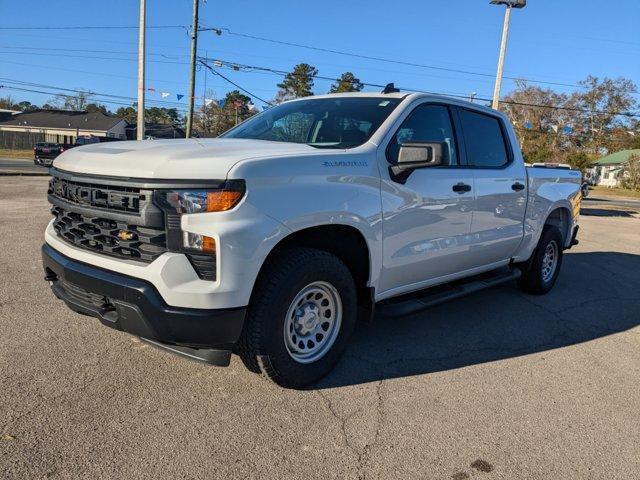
490;0;526;7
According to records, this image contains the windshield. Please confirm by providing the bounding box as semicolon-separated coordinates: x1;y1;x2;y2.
222;97;402;149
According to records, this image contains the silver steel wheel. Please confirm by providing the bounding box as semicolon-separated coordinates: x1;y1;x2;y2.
283;281;342;364
541;240;558;283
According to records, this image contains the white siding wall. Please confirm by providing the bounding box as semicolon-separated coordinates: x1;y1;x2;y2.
106;121;127;139
589;165;625;187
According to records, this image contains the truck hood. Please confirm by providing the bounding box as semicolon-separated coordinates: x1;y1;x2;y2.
53;138;323;179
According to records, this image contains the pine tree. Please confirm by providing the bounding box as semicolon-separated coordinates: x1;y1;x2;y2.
276;63;318;101
329;72;364;93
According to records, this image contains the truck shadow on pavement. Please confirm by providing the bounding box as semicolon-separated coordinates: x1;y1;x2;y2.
581;207;637;217
316;251;640;389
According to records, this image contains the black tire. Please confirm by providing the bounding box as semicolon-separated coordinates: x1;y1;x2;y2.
517;225;564;295
238;247;357;389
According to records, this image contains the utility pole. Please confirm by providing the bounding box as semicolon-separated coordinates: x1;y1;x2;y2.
490;0;526;110
136;0;146;140
202;50;207;133
185;0;199;138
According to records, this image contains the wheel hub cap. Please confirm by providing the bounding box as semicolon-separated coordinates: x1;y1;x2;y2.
541;240;558;282
295;303;320;335
284;281;342;364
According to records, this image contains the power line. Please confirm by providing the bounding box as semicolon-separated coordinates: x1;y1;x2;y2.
0;59;189;86
198;61;272;105
0;80;189;111
199;58;640;118
0;78;187;107
213;27;589;91
0;24;609;91
0;50;189;65
0;45;493;96
200;57;485;100
0;85;168;111
0;25;186;31
3;52;637;118
0;80;248;121
0;44;189;59
3;22;636;93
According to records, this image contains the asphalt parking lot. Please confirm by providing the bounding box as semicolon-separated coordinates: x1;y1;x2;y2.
1;177;639;479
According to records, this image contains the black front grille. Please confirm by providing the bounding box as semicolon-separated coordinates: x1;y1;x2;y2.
52;206;166;263
48;175;144;213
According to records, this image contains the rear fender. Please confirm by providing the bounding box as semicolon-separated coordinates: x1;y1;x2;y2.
513;178;580;263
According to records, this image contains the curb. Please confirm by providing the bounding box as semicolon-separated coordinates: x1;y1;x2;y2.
0;171;50;177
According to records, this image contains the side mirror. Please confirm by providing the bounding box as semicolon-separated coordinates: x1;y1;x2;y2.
389;142;446;183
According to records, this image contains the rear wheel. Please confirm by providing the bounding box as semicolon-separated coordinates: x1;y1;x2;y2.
238;248;357;389
517;225;564;295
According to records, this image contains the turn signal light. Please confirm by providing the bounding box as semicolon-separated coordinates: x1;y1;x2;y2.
206;190;244;212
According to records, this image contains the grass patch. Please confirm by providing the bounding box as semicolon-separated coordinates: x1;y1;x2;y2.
590;185;640;199
0;149;34;159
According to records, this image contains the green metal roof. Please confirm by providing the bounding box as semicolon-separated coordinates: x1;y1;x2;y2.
592;149;640;166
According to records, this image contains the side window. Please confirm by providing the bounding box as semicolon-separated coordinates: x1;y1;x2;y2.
459;109;509;167
386;105;458;166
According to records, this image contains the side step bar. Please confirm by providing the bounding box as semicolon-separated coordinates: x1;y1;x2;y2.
377;267;522;317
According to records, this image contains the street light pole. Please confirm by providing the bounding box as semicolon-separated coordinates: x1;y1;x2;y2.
185;0;199;138
490;0;526;110
491;4;511;110
136;0;146;140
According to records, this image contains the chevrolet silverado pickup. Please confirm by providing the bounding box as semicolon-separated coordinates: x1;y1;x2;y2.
42;92;581;388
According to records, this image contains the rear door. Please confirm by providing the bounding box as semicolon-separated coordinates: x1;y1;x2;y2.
379;103;476;295
456;107;527;267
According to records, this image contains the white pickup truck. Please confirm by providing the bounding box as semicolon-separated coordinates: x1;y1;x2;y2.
42;91;582;387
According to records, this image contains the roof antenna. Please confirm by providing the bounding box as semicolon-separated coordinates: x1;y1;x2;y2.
382;83;400;94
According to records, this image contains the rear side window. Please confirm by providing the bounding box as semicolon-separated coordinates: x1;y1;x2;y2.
459;109;509;167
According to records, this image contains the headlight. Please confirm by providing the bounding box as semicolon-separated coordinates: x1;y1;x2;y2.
155;180;245;214
154;180;245;256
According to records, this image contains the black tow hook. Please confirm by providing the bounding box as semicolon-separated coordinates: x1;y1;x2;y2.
44;272;58;282
98;301;119;324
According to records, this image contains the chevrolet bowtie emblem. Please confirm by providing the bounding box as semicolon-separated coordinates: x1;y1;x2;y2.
117;230;135;241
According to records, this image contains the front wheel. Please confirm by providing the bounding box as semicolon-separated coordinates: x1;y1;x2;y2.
238;248;357;389
517;225;564;295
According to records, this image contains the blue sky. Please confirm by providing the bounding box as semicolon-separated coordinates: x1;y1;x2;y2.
1;0;638;114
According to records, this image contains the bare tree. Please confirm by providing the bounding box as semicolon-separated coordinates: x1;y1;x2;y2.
501;76;638;165
50;90;92;111
621;154;640;191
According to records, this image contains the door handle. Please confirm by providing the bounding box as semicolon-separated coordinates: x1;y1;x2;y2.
511;182;525;191
452;182;472;194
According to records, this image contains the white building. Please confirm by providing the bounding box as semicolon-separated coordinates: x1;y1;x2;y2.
0;109;127;144
588;149;639;187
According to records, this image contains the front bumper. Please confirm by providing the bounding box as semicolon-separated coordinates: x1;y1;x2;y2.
42;244;246;366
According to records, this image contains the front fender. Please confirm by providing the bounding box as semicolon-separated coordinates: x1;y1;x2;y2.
250;181;383;290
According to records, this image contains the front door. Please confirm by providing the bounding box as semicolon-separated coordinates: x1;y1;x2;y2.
379;103;476;296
